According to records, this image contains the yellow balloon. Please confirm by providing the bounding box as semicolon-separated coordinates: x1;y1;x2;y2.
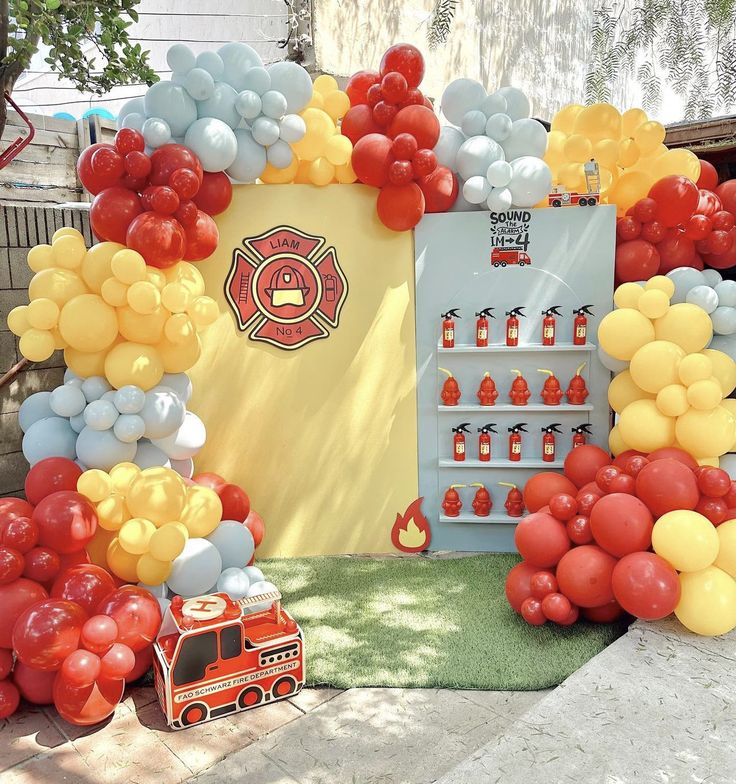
598;308;656;360
324;134;352;166
149;521;188;561
52;234;87;270
147;268;167;290
614;283;644;313
50;327;67;350
7;305;30;336
164;313;195;344
27;244;55;272
294;159;312;184
106;538;141;581
52;227;83;243
633;120;666;154
111;248;147;284
573;103;622;142
551;104;583;135
292;108;335;161
592;138;619;168
313;74;338;94
19;329;55;362
652;510;720;572
117;305;167;344
563;134;592;163
697;456;720;467
656;384;689;417
677;352;713;386
544;130;567;170
654;303;713;353
29;267;87;307
557;162;585;191
161;283;192;313
324;90;350;121
306;90;324;110
618;398;675;452
105;341;164;391
100;277;129;307
109;462;140;494
64;345;108;379
136;553;172;585
80;242;123;293
86;527;116;568
157;334;201;374
608;369;654;414
26;298;59;330
58;294;118;352
309;157;336;186
686;378;723;410
652;148;700;181
629;340;685;393
702;349;736;395
165;261;205;297
675;567;736;636
636;289;669;319
608;424;629;456
260;158;298;184
335;160;357;184
721;399;736;448
676;405;736;458
96;493;129;531
622;107;648;137
607;170;652;214
617;138;640;168
188;296;219;328
180;485;222;537
126;467;187;526
119;517;157;555
77;469;111;503
127;281;161;315
715;520;736;579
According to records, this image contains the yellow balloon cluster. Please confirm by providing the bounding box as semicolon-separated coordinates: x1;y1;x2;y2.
78;464;222;584
652;512;736;636
261;74;356;186
546;103;701;216
7;229;219;390
601;276;736;462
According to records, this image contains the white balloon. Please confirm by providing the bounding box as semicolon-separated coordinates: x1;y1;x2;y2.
501;118;548;160
712;306;736;335
113;385;146;414
166;44;196;74
217;567;251;599
50;384;86;418
151;411;206;460
170;457;194;479
141;117;172;149
113;414;146;443
19;392;53;433
716;280;736;307
84;400;119;431
480;92;507;117
686;285;719;314
22;417;77;465
217;42;264;92
243;67;271;95
497;86;531;120
76;426;136;471
235;90;262;120
463;175;491;204
598;345;629;373
456;136;505;181
261;90;288;120
486;187;513;213
267;139;293;168
184;67;215;101
167;538;223;598
143;81;197;137
226;129;268;182
161;373;193;404
242;566;265;584
206;521;255;569
195;51;225;82
485;113;513;142
667;267;707;303
117;97;146;129
184;117;238;172
140;386;186;439
441;78;486;125
433;125;465;170
486;160;513;188
449;182;482;212
251;116;280;147
279;114;306;143
461;110;487;137
702;269;723;287
266;61;313;113
720;453;736;479
507;156;552;207
69;413;86;434
121;113;145;132
133;440;171;470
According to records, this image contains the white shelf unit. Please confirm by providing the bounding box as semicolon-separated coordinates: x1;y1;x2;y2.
439;458;564;469
438;403;593;413
439;513;522;525
438;342;596;354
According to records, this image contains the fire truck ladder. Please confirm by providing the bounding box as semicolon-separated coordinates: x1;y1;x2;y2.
238;272;250;304
583;160;600;194
237;589;282;619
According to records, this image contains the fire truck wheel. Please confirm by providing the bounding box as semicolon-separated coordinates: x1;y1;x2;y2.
588;197;597;206
579;198;588;206
238;685;264;709
493;262;500;268
271;675;298;699
181;702;209;726
518;261;525;267
552;200;561;208
501;262;507;267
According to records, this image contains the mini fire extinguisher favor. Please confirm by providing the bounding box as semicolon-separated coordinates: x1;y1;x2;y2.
475;307;495;347
541;305;563;346
442;309;461;348
572;423;592;448
505;306;525;347
477;423;497;462
573;305;594;346
508;423;527;462
452;423;471;461
541;423;562;462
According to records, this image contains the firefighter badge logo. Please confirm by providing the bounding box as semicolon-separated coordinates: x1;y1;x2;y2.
225;225;348;350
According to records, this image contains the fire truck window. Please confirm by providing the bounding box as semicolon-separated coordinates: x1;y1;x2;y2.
173;632;218;686
220;625;242;660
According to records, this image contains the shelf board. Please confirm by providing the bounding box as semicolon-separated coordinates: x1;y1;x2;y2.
439;513;522;525
439;458;564;469
437;343;595;354
438;403;593;412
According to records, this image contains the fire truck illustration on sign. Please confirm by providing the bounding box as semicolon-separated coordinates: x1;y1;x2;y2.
153;589;304;729
548;160;600;208
491;248;532;267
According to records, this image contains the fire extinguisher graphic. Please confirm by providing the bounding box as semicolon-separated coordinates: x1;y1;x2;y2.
442;309;461;348
573;305;594;346
475;307;495;347
572;423;593;448
477;423;497;462
541;423;562;462
505;306;525;347
541;306;563;346
452;422;471;462
508;423;527;461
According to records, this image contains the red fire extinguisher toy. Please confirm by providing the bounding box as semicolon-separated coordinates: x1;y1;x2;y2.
470;483;492;517
572;423;592;448
478;423;497;462
475;307;495;347
499;482;525;517
508;423;527;462
452;422;471;462
541;423;562;462
442;309;461;348
442;484;465;517
505;306;525;347
573;305;594;346
541;305;563;346
439;368;461;406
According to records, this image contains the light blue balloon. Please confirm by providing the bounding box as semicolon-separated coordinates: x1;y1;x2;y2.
184;67;215;101
84;399;119;431
480;92;507;117
667;267;707;304
206;521;254;570
712;306;736;336
116;97;146;129
121;113;145;132
716;280;736;308
433;125;465;170
49;384;86;418
166;43;196;74
242;67;271;95
260;90;288;120
22;417;77;465
161;373;192;404
63;368;80;385
196;51;224;81
140;386;185;439
266;61;313;114
81;376;112;403
251;116;280;147
226;129;267;182
702;269;723;287
133;440;171;469
69;413;86;434
267;139;293;169
184;117;238;172
234;90;262;121
196;81;240;129
441;78;486;125
246;580;278;611
278;113;306;143
242;566;265;584
485;113;513;143
113;385;146;414
456;136;504;181
113;414;145;443
76;426;136;471
141;117;171;148
217;42;263;92
686;285;719;314
19;391;53;433
144;81;197;137
216;567;251;599
460;110;487;137
709;333;736;360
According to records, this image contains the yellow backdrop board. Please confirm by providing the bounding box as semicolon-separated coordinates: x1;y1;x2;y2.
190;184;419;557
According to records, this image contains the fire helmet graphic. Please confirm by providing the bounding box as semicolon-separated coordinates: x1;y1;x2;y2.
265;264;310;308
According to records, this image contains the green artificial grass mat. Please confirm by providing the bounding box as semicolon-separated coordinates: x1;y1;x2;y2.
261;554;630;691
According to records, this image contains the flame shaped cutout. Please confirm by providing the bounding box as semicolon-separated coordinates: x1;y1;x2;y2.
391;497;430;553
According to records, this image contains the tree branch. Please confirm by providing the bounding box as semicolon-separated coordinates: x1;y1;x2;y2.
0;0;9;62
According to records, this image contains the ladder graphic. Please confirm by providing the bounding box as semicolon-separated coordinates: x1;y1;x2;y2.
238;272;250;304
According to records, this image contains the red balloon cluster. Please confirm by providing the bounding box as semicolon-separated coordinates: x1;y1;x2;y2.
80;129;233;268
615;165;736;281
343;44;457;230
506;445;736;628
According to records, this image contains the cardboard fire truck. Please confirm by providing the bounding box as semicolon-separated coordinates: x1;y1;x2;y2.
548;160;601;208
491;248;532;267
152;589;305;729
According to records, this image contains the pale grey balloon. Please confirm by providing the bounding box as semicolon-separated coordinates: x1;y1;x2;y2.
196;81;240;129
226;129;268;182
486;187;513;213
711;306;736;335
196;51;224;82
207;520;255;569
486;160;513;188
140;386;186;439
69;413;86;434
485;113;512;143
19;391;54;432
440;78;486;125
252;116;280;147
686;285;719;314
113;414;145;443
460;110;487;138
261;90;288;120
166;43;196;74
170;457;194;479
184;67;215;101
184;117;238;171
667;267;707;303
76;426;135;471
278;113;306;143
598;345;629;373
143;81;197;137
116;97;146;129
267;139;293;168
64;368;80;385
716;280;736;308
462;175;491;204
22;416;77;465
433;125;465;170
702;269;723;287
497;86;531;120
218;42;264;92
151;411;206;460
709;333;736;361
137;581;168;599
456;136;505;181
719;453;736;479
133;440;171;470
83;399;118;431
141;117;172;149
122;113;145;132
216;567;251;599
167;538;223;598
49;384;86;418
501;118;548;161
81;376;112;403
113;385;146;414
266;61;313;114
449;181;482;212
242;66;271;95
242;566;265;584
507;156;552;208
235;90;262;121
161;373;192;404
479;91;507;117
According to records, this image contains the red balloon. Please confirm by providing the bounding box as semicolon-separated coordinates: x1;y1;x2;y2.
392;133;418;161
150;185;180;215
648;175;699;227
244;510;265;548
413;148;437;178
684;214;712;241
696;189;722;217
504;561;540;613
608;473;635;494
582;600;625;623
99;642;135;679
558;604;580;626
12;661;56;705
379;44;425;88
623;455;649;477
640;220;666;244
697;159;719;190
115;128;145;155
388;105;440;150
57;549;91;571
402;88;425;107
0;497;35;523
576;490;602;516
0;516;38;555
712;210;735;232
514;512;570;568
91;147;124;183
61;649;101;687
169;167;200;200
417;166;458;212
13;599;87;671
218;484;250;522
25;457;83;506
716;180;736;213
616;216;641;241
0;649;11;679
611;552;680;620
372;101;398;127
53;673;124;726
183;210;219;261
90;187;143;244
612;449;646;469
0;578;48;648
388;159;414;185
352;133;395;188
381;71;408;103
556;545;617;608
77;143;121;194
647;447;698;469
193;472;227;492
124;150;151;180
341;105;382;145
564;445;611;488
149;144;203;186
523;472;578;512
52;564;116;617
96;586;162;653
632;197;658;223
22;547;61;584
193;171;232;216
366;84;384;107
125;645;153;684
635;458;699;517
548;493;578;521
541;592;573;624
724;481;736;508
566;514;593;544
656;234;697;273
346;69;381;106
698;467;731;497
0;679;20;719
595;464;621;493
702;235;736;269
32;491;97;555
81;615;118;656
376;182;425;231
695;496;728;525
126;212;187;268
0;546;24;584
520;596;546;625
708;229;734;255
530;570;558;599
590;493;654;557
175;199;198;227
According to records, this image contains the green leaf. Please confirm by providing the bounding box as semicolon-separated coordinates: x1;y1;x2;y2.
46;0;61;9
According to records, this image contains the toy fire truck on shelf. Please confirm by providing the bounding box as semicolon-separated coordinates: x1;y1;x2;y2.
548;160;600;208
153;589;304;729
491;248;531;267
